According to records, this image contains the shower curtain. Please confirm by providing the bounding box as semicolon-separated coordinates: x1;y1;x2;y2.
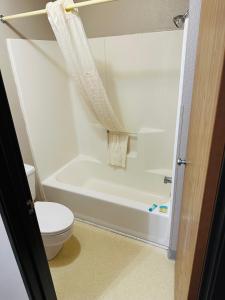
46;0;129;168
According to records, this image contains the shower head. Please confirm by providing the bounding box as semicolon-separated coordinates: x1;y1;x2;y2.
173;10;189;28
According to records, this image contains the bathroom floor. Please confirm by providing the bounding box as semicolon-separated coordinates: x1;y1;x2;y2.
49;221;174;300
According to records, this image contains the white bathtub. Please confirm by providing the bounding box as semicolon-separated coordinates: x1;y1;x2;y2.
43;156;171;247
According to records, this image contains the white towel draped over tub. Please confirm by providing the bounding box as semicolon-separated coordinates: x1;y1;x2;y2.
46;0;129;168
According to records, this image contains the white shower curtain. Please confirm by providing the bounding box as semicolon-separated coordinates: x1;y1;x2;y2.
46;0;129;168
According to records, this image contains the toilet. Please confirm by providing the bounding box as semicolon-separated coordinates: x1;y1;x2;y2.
24;164;74;260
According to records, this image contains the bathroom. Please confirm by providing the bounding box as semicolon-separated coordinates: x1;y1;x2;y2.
0;0;205;299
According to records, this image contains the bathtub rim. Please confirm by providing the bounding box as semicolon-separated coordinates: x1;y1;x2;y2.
42;157;171;216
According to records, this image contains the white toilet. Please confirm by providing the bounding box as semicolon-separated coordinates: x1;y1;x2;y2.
24;164;74;260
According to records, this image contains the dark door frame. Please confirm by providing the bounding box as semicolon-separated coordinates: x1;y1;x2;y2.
0;71;56;300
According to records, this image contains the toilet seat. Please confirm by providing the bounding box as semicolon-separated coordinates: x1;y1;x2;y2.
35;201;74;235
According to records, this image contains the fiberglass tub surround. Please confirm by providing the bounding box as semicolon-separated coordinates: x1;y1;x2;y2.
7;30;183;247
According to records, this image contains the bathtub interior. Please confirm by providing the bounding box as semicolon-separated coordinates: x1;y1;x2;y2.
7;30;183;246
51;155;170;206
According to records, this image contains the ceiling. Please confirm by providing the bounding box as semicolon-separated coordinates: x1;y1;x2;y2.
79;0;189;37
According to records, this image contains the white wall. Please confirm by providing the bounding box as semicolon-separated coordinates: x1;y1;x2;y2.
7;40;78;181
71;31;183;175
0;215;28;300
79;0;188;37
0;0;55;200
7;30;182;197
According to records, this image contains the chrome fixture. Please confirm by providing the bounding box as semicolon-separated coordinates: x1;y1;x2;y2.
0;15;5;23
177;158;187;166
173;10;189;29
164;176;172;184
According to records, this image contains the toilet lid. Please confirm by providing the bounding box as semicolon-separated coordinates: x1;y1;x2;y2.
35;202;74;235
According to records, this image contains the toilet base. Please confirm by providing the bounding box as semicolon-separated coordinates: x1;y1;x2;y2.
45;244;63;260
41;224;74;261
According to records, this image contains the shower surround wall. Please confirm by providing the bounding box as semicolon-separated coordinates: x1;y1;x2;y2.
69;32;182;193
7;30;183;247
7;40;78;181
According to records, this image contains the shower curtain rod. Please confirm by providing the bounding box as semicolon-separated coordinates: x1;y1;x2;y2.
0;0;115;23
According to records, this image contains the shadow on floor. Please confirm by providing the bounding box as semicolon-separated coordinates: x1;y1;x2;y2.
49;235;81;267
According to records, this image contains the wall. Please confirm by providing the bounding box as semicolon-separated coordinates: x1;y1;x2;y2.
0;0;188;163
0;214;28;300
1;0;188;198
79;0;188;37
70;31;183;177
2;0;185;200
0;0;54;163
7;30;182;198
0;0;54;198
7;39;78;181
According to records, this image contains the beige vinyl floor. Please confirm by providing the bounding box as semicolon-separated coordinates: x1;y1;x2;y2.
49;221;174;300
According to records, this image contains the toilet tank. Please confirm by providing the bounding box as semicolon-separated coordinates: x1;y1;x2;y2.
24;164;36;200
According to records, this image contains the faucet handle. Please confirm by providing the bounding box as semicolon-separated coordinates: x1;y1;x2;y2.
164;176;172;184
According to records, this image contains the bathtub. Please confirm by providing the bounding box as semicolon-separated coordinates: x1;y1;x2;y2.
43;155;170;247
